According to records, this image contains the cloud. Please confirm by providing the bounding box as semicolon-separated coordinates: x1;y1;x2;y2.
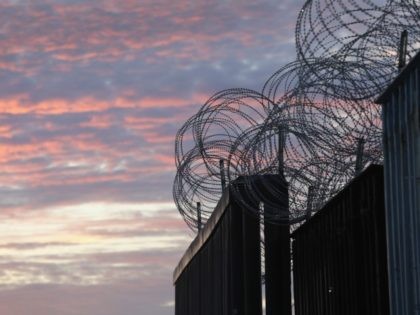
0;0;299;103
0;279;176;315
0;200;191;294
0;0;304;314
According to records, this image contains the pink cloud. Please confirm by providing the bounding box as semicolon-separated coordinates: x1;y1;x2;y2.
0;2;303;315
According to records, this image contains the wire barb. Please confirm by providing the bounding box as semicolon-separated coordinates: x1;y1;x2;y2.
173;0;420;233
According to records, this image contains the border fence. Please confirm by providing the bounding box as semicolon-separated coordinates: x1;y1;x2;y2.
173;182;262;315
174;166;390;314
292;165;389;315
376;51;420;315
173;3;420;314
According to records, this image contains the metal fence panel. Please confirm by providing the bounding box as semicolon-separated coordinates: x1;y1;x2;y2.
174;187;262;315
292;165;389;315
376;52;420;315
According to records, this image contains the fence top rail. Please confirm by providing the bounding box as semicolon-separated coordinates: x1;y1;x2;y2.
173;187;231;284
376;50;420;104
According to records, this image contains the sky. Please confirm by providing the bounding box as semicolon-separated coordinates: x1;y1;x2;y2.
0;0;302;314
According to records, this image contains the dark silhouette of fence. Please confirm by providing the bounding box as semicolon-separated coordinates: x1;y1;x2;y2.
173;181;262;315
292;165;389;315
174;166;389;314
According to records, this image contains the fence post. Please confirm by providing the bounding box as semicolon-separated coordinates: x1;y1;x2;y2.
262;176;291;315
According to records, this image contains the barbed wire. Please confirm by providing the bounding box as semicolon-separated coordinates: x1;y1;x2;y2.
296;0;420;99
173;0;419;232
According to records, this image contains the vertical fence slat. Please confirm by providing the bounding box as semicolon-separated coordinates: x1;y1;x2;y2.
174;183;262;315
376;51;420;315
292;165;389;315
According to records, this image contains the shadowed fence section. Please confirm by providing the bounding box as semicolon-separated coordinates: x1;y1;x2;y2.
173;181;262;315
173;165;390;314
292;165;389;315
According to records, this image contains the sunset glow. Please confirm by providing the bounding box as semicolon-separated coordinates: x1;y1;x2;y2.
0;0;300;314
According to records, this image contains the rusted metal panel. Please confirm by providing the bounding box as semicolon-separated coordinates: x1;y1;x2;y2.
292;165;389;315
